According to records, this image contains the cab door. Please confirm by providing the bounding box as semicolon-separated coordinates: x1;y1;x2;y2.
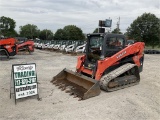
105;36;125;57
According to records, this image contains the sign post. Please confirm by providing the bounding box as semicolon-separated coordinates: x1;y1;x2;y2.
10;63;39;104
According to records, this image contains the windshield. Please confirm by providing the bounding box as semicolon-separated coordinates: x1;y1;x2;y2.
89;36;103;48
87;36;103;63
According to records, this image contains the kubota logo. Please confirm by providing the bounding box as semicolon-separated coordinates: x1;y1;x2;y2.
117;51;126;59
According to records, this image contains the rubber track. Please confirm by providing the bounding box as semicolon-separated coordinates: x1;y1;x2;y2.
99;63;139;91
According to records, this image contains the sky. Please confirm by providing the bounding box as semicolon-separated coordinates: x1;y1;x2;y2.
0;0;160;34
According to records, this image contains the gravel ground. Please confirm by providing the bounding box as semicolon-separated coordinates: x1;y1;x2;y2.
0;49;160;120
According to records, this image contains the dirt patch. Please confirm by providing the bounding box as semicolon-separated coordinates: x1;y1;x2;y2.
0;50;160;120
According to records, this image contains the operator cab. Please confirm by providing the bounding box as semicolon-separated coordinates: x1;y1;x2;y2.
15;37;28;44
84;33;126;70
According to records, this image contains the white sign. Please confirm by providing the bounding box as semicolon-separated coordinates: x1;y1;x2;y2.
12;63;38;99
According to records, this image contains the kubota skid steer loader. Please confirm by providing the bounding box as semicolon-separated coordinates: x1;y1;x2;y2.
51;33;145;100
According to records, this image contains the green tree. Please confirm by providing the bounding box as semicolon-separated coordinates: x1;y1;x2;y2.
54;29;66;40
39;29;54;40
0;16;18;37
19;24;40;39
126;13;160;48
112;28;122;34
63;25;85;40
93;28;98;33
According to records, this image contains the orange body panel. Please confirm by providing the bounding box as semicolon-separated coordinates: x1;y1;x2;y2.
0;38;18;54
76;42;145;80
0;38;16;46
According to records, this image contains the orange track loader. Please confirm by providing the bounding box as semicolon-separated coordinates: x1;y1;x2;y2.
16;38;34;53
0;38;17;58
51;33;145;100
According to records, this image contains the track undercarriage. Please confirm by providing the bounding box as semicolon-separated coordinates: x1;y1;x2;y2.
100;63;140;91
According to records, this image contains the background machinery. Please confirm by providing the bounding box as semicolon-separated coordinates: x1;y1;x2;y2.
51;33;145;100
16;37;34;53
0;38;17;59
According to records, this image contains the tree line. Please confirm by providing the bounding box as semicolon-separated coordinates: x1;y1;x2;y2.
0;13;160;48
0;16;85;40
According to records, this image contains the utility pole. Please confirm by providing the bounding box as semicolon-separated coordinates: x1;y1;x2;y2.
158;19;160;47
117;17;120;33
0;21;4;38
0;22;2;36
46;30;48;40
30;27;33;39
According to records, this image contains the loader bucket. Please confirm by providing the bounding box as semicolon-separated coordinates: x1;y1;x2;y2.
51;68;101;100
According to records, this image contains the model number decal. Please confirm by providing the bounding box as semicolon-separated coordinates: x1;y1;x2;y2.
117;51;126;59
